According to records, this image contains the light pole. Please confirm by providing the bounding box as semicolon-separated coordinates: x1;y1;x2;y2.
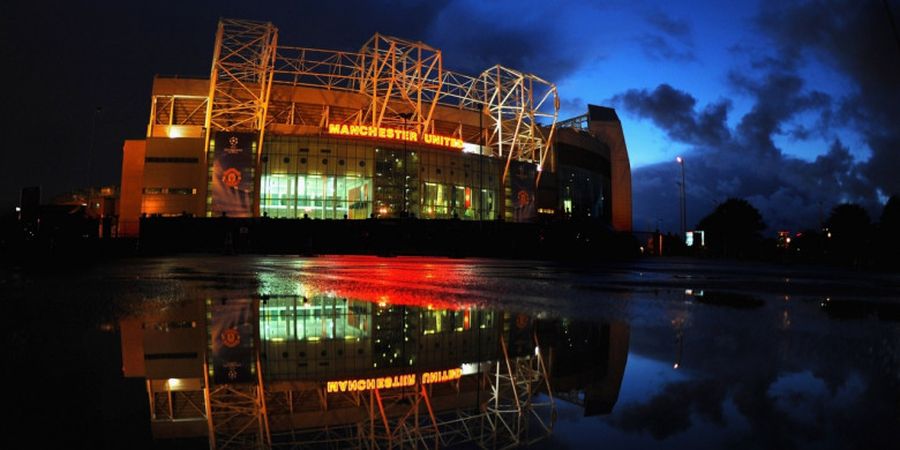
676;156;686;241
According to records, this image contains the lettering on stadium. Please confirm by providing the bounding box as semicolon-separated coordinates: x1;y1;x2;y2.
421;368;463;384
325;367;463;393
327;124;464;150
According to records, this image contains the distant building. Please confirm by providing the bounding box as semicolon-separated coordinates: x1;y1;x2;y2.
14;185;119;239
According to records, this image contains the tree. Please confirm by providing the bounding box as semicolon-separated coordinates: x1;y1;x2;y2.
697;198;766;258
880;195;900;230
826;203;871;265
876;195;900;268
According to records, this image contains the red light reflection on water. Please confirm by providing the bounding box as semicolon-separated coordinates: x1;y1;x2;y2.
291;256;482;311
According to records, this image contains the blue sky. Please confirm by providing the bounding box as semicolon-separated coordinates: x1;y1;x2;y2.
550;1;864;167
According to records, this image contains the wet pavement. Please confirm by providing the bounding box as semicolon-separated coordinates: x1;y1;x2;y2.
2;256;898;449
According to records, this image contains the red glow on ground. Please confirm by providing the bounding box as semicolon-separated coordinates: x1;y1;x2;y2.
291;256;482;311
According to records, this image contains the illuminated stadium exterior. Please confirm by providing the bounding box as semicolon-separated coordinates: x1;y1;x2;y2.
118;18;632;236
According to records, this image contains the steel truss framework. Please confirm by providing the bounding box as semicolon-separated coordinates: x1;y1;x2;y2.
205;19;278;134
481;335;556;448
147;380;207;421
264;334;554;449
358;34;443;137
202;358;272;450
151;336;554;449
151;95;209;127
148;95;209;137
203;18;559;185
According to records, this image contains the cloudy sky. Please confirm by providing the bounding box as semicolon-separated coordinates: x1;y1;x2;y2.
2;0;897;232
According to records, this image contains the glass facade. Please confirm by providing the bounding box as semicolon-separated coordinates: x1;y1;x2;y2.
260;136;374;219
260;135;501;220
559;164;611;220
258;294;498;381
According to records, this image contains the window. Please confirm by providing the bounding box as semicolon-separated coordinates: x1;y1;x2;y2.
261;174;373;219
142;187;195;195
258;296;373;380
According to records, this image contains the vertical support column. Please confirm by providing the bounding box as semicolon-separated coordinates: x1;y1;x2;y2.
146;379;157;421
369;389;376;448
373;388;392;446
204;19;278;218
255;354;272;447
202;360;216;450
202;21;224;166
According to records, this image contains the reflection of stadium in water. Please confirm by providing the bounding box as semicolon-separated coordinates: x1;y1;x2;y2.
120;294;628;448
259;296;501;380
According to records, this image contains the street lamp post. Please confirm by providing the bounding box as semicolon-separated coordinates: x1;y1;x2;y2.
676;156;686;241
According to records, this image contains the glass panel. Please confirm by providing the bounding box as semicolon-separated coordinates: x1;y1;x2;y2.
261;136;375;220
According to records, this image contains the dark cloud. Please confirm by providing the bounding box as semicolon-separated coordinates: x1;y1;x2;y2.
559;96;588;118
756;0;900;197
646;11;693;42
613;84;730;147
635;34;697;62
424;2;588;81
636;11;696;62
613;379;728;439
619;1;896;232
618;79;876;232
433;26;581;80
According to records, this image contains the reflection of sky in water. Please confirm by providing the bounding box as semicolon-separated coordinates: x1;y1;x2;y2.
617;354;689;405
536;354;738;450
540;361;873;450
768;370;866;426
532;305;895;450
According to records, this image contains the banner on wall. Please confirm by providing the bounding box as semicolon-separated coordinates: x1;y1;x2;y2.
210;298;256;384
507;313;535;358
210;131;256;217
509;161;536;222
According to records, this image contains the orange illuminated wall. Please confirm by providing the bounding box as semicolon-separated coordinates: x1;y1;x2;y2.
587;106;633;232
119;139;146;236
120;317;146;377
139;138;207;217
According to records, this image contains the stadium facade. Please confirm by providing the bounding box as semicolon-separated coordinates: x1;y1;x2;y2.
118;19;632;236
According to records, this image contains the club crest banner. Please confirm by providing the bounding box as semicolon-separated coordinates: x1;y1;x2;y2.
210;132;256;217
507;313;534;358
210;298;256;384
510;161;536;222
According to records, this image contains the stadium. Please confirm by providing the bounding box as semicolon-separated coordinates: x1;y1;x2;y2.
118;18;632;237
